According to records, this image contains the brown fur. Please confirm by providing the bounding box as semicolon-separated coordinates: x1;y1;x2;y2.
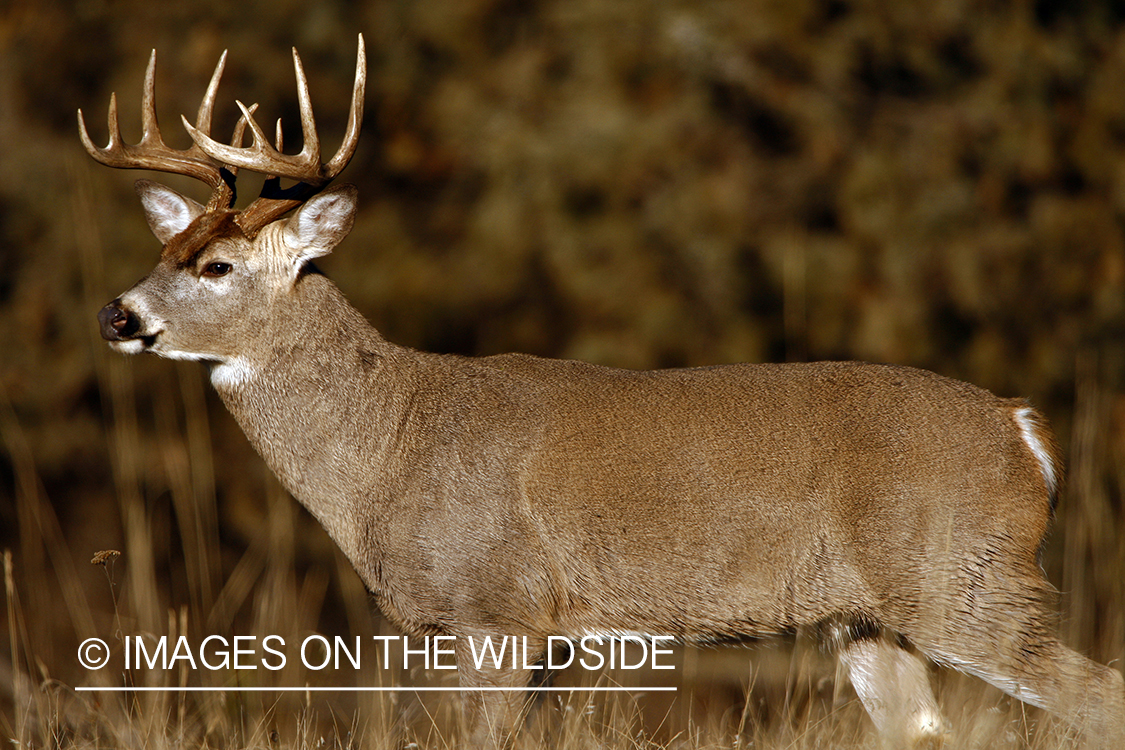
160;210;243;267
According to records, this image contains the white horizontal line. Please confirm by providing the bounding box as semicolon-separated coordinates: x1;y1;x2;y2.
75;686;677;693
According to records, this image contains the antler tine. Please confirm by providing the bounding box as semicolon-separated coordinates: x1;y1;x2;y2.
291;47;321;167
139;50;162;147
326;33;366;178
233;104;259;147
196;50;228;139
77;93;119;156
267;117;285;183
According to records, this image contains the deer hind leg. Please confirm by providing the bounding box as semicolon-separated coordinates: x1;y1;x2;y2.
838;635;949;748
928;628;1125;749
916;563;1125;749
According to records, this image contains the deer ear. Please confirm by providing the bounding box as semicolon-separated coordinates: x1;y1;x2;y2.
135;180;206;244
284;185;358;265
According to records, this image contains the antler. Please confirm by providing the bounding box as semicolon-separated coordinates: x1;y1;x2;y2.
184;34;367;236
78;35;366;236
78;50;255;212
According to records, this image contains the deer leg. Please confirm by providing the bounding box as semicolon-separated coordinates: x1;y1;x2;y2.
913;561;1125;749
930;632;1125;749
839;636;948;748
456;640;543;749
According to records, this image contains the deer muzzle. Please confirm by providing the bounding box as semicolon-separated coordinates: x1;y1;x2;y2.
98;299;141;341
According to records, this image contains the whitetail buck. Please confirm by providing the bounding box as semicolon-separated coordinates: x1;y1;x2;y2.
81;36;1124;748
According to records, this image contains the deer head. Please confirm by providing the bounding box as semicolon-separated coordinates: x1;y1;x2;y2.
81;37;365;368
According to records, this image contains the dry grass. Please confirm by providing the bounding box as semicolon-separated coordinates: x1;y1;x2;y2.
3;1;1125;748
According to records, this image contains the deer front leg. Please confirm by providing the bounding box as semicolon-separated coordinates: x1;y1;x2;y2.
839;636;948;748
456;638;543;749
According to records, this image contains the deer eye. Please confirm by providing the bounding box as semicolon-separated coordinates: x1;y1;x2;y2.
202;262;232;278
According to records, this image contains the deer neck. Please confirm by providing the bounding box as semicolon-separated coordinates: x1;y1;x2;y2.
208;272;408;569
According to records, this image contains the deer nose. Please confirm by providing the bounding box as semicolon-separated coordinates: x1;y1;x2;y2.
98;300;140;340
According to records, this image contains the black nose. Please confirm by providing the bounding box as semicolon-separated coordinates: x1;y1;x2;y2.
98;300;140;341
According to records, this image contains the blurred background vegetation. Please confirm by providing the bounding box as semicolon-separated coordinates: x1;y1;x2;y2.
1;0;1124;746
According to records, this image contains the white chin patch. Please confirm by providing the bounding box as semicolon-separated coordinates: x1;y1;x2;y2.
110;335;216;364
109;339;148;355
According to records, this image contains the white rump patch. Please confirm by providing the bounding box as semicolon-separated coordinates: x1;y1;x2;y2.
1013;407;1057;496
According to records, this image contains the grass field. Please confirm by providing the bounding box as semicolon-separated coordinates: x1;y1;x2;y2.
3;1;1125;747
2;298;1122;749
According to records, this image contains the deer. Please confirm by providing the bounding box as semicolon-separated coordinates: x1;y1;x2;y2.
79;36;1124;748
